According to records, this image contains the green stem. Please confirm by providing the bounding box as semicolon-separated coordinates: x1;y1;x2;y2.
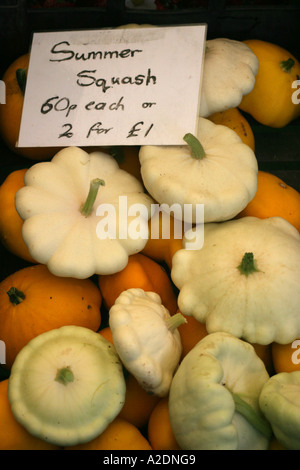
237;252;259;277
280;58;295;73
166;312;187;333
232;392;272;440
7;287;26;305
55;366;74;386
80;178;105;217
16;68;27;95
183;133;206;160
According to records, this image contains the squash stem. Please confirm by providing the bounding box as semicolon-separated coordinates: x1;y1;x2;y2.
237;252;259;276
55;366;74;386
280;58;295;73
231;392;272;440
166;312;187;333
183;133;206;160
16;68;27;95
80;178;105;217
7;287;25;305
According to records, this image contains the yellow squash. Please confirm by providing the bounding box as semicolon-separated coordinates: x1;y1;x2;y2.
208;107;255;151
0;54;59;160
239;40;300;128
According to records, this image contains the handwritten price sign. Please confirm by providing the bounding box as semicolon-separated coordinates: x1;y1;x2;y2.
18;25;206;148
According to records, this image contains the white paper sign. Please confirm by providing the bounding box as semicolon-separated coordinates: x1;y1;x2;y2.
18;25;206;147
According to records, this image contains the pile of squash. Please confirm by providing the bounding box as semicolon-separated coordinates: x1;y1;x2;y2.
0;33;300;451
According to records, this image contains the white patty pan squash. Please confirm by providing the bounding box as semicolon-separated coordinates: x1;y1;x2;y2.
168;331;271;450
7;325;126;447
139;118;258;224
15;146;153;279
171;216;300;345
109;288;185;397
259;371;300;450
139;118;258;222
200;38;259;117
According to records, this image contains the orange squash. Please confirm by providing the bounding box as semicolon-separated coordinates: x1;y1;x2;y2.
0;53;60;160
269;437;287;450
98;253;178;315
0;168;36;262
99;325;114;344
237;171;300;232
142;211;183;269
239;39;300;128
148;397;181;450
177;313;208;358
0;264;102;369
117;373;160;429
65;417;152;450
0;379;60;450
208;107;255;151
272;340;300;374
